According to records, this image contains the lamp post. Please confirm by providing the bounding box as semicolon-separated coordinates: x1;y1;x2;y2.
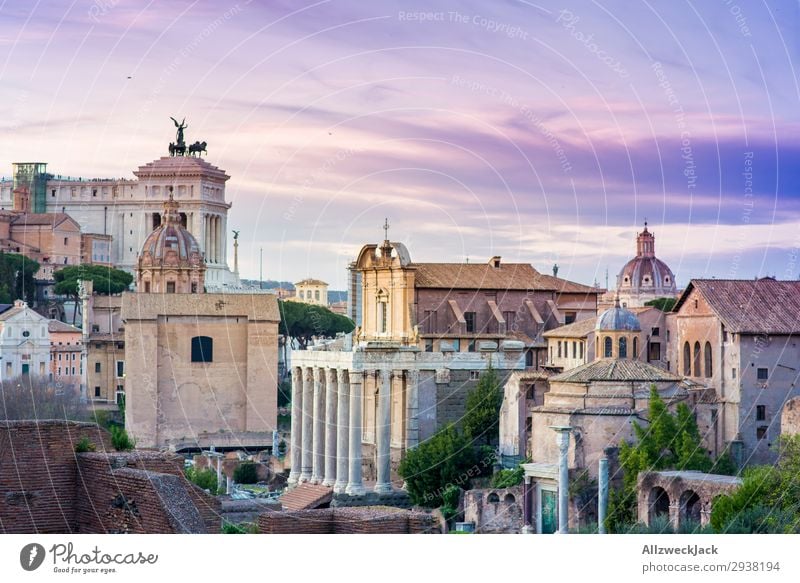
550;425;572;534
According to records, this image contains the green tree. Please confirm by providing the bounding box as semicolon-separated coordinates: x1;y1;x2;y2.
397;424;490;508
185;466;220;494
233;462;259;484
645;297;677;312
607;386;723;533
0;251;39;305
278;300;354;349
53;264;133;297
462;365;503;445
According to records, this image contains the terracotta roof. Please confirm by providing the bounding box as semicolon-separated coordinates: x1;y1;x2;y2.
550;358;681;383
11;213;77;228
411;262;596;293
49;320;81;333
279;483;333;511
542;316;598;338
675;278;800;334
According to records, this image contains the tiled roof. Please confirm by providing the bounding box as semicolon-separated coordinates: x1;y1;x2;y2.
11;213;76;227
550;358;682;383
296;278;328;286
279;484;333;511
49;320;81;333
542;316;598;338
676;278;800;334
412;262;596;293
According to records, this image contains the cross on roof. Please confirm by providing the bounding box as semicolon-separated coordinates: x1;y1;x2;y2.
383;218;390;241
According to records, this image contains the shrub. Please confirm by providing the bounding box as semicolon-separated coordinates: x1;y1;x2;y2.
440;484;461;521
490;465;524;489
110;426;135;451
221;521;258;534
74;436;96;453
185;466;219;493
233;462;259;484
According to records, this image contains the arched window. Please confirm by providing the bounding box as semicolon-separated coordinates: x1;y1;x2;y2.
704;342;712;378
619;337;628;359
604;336;613;358
633;337;639;359
191;336;213;363
378;301;387;333
693;342;701;377
683;342;691;376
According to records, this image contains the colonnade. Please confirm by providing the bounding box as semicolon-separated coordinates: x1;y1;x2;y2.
287;366;419;494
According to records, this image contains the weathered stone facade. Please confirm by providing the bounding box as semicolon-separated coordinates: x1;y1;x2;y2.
463;486;524;533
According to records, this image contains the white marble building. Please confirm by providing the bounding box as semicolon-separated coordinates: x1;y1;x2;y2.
0;300;52;381
1;155;238;289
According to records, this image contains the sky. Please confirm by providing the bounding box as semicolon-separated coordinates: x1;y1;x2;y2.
1;0;798;290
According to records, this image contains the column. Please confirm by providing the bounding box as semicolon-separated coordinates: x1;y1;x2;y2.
334;369;350;494
521;476;533;534
311;367;325;484
374;369;392;493
287;366;303;486
405;369;419;449
214;215;220;263
346;371;365;495
598;456;609;534
299;367;313;482
323;368;337;487
216;215;222;263
204;215;210;261
553;426;572;534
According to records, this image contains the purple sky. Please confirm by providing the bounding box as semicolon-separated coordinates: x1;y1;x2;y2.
1;0;798;289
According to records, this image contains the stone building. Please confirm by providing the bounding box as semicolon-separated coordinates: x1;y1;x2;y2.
293;278;329;306
86;294;125;409
604;223;678;309
288;236;599;496
124;196;280;449
48;320;82;395
1;144;238;289
0;300;51;381
666;277;800;465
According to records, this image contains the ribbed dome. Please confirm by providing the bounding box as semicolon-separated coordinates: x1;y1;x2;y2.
139;194;203;267
617;223;677;295
596;302;641;331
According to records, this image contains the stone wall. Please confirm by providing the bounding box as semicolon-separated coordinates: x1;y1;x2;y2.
782;397;800;435
257;506;437;534
464;486;523;533
0;420;108;534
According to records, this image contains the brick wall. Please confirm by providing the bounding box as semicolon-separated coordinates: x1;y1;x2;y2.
0;420;108;534
258;506;436;534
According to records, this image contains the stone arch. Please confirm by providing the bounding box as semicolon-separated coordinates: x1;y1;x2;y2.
683;342;691;376
693;341;701;377
679;489;701;526
503;493;516;504
648;487;670;524
487;492;500;504
704;342;712;378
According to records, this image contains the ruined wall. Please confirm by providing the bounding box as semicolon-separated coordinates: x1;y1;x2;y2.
257;506;436;534
782;397;800;435
464;487;523;533
0;421;107;534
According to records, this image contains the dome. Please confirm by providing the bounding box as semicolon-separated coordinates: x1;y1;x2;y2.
616;223;677;299
596;300;641;332
139;195;203;267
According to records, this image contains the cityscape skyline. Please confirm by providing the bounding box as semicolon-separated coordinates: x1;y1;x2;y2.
1;0;797;288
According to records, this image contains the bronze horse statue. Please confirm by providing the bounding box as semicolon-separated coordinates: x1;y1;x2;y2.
188;141;207;156
168;142;186;156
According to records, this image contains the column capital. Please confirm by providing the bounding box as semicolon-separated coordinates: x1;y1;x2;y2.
337;368;349;384
348;369;364;383
325;367;337;383
313;367;324;383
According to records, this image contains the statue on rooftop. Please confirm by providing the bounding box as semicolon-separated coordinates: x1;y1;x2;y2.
170;117;188;146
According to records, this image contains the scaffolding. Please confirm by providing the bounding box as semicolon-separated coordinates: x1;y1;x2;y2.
12;162;49;213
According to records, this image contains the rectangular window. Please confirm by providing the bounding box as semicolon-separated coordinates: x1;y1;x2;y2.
144;282;151;293
94;362;101;373
649;342;661;361
423;310;437;334
470;370;480;380
756;426;768;440
464;312;476;333
468;340;476;353
452;339;461;352
191;336;213;363
116;361;124;377
166;281;176;293
756;405;766;421
732;367;737;379
424;339;433;352
63;237;68;245
116;389;125;406
579;342;584;359
525;350;534;367
757;368;768;381
651;327;660;337
557;341;562;358
564;311;576;325
572;341;577;359
94;386;101;398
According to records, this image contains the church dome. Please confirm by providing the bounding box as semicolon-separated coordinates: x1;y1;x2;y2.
596;300;641;332
616;222;676;298
139;195;203;267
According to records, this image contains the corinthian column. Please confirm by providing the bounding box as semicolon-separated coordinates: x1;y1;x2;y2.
311;367;325;484
334;369;350;494
406;369;419;449
287;366;303;486
299;367;313;482
323;368;337;487
374;369;392;494
346;371;365;496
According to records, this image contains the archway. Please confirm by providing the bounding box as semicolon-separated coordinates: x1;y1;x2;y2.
648;487;670;524
679;490;701;526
